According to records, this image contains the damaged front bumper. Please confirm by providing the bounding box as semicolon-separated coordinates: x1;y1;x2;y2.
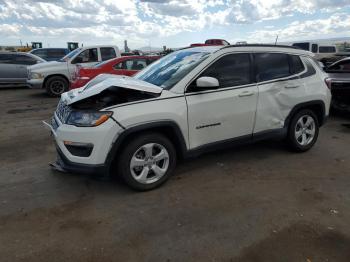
52;143;108;176
43;116;120;176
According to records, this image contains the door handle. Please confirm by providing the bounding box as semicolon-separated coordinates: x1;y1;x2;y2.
284;85;300;89
238;90;254;97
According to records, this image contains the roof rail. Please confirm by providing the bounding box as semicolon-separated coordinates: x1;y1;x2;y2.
220;44;302;50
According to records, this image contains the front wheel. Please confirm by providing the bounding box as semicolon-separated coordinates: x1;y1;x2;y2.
117;133;177;191
287;109;319;152
45;76;69;97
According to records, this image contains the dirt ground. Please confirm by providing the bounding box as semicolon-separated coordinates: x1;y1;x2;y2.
0;88;350;262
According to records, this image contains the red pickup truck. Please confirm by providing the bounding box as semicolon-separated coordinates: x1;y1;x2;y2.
70;55;160;89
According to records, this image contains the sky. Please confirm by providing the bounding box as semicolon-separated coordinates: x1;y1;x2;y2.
0;0;350;49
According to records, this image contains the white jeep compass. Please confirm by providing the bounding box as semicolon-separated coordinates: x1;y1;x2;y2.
45;45;331;191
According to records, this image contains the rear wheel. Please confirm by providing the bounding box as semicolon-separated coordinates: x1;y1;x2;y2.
45;76;69;97
117;133;177;191
287;109;319;152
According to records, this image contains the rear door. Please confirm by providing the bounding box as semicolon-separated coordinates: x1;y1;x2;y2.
13;54;39;83
0;53;17;83
254;53;305;133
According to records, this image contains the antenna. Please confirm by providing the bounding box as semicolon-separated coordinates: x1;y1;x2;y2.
275;35;279;45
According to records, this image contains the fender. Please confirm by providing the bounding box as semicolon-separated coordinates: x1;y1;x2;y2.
104;120;188;168
284;100;327;128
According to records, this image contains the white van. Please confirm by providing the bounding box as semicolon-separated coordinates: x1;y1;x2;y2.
291;42;337;61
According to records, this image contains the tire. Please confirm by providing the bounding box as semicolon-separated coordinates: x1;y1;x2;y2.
117;133;177;191
45;76;69;97
287;109;319;152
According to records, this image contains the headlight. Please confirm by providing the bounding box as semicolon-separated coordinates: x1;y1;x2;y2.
31;72;44;79
66;111;113;127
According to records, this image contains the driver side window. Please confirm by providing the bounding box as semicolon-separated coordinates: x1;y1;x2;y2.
187;53;252;92
73;48;98;64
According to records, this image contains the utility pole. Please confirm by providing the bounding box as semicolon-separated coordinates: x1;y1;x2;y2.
275;35;279;45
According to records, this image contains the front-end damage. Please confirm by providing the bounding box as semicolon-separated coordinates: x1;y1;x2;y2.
69;86;160;111
46;74;163;175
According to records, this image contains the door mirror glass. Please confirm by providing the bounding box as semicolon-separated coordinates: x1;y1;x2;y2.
196;76;219;89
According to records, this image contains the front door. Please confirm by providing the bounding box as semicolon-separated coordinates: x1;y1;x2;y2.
185;53;258;149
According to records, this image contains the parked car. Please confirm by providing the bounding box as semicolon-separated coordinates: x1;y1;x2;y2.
70;55;160;89
190;39;230;47
324;57;350;112
44;45;331;191
291;42;337;63
30;48;69;61
0;52;45;87
27;45;120;96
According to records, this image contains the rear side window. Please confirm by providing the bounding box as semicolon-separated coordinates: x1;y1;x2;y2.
311;44;318;53
201;53;252;88
0;54;13;64
290;55;305;74
101;47;116;61
13;54;37;65
255;53;290;82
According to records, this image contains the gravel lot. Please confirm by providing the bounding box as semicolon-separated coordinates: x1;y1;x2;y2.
0;88;350;262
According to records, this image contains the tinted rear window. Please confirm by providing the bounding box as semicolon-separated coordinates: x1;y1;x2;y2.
290;55;305;74
255;53;291;82
0;53;13;63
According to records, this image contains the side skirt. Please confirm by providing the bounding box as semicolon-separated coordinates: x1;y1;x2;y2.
185;128;286;158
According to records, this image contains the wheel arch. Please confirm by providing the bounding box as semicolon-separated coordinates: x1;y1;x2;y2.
43;74;70;89
105;120;188;170
284;100;326;129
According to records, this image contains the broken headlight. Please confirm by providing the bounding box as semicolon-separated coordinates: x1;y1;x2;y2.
66;111;113;127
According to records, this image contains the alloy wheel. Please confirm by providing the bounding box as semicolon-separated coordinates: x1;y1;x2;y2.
294;115;316;146
129;143;170;184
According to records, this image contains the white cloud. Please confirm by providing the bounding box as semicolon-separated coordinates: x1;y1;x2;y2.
0;0;349;48
246;13;350;43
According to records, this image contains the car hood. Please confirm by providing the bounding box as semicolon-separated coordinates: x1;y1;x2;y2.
62;74;162;105
29;61;66;71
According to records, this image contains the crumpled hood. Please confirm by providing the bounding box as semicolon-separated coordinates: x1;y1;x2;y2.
29;61;65;71
62;74;162;105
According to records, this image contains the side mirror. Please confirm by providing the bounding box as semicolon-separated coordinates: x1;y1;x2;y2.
196;76;219;89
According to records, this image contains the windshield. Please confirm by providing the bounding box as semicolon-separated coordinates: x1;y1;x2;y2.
59;48;81;62
134;51;210;89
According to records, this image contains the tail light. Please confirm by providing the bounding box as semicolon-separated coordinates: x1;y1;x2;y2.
324;77;332;90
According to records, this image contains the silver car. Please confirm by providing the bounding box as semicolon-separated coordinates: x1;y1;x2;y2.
0;52;45;87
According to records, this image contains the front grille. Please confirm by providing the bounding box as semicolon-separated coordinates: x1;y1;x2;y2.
55;99;72;123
